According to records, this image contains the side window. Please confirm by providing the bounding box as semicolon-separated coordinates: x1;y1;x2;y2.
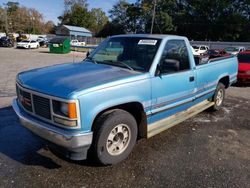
159;40;190;74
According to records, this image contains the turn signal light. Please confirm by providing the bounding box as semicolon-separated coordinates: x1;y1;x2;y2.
68;102;77;119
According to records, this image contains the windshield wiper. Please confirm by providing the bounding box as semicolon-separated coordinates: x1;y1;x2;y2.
103;60;134;71
85;57;98;64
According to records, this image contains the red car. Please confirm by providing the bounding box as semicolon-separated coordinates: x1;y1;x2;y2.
237;51;250;83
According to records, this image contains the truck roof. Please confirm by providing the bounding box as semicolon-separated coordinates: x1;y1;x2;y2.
111;34;184;40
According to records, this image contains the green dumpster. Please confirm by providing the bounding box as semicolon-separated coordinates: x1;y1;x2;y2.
49;37;70;54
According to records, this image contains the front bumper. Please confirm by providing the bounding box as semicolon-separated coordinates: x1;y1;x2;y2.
12;99;93;160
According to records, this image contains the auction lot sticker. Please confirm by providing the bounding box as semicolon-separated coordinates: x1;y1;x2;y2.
138;39;157;45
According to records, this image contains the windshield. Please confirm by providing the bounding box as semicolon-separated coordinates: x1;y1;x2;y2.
225;47;238;52
89;37;161;72
192;46;199;49
238;54;250;63
21;40;30;43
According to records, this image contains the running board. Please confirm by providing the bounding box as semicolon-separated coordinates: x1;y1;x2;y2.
147;100;214;138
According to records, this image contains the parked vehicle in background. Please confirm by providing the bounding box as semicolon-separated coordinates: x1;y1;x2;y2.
12;34;238;165
224;46;246;55
191;46;199;56
16;34;28;42
192;45;209;55
237;51;250;83
0;36;14;47
206;49;230;59
17;40;39;49
70;39;86;46
37;36;48;47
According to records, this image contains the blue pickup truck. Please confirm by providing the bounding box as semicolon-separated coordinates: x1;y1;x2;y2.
12;34;238;165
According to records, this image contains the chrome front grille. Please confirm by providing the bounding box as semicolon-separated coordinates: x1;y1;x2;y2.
16;83;81;129
33;94;51;120
17;84;52;121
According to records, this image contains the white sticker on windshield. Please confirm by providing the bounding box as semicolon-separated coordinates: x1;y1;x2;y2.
138;39;157;45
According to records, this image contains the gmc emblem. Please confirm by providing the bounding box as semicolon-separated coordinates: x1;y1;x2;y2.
20;95;31;106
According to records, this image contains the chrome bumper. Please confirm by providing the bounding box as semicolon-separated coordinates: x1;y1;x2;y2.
12;99;93;151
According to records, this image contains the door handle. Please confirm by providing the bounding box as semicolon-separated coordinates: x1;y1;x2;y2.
189;76;195;82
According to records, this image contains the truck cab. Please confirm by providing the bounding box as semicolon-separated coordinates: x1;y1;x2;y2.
13;34;238;165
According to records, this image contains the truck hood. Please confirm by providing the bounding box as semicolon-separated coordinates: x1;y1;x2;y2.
17;61;142;99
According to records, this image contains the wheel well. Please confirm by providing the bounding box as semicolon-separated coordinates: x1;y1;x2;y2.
219;76;230;88
92;102;147;138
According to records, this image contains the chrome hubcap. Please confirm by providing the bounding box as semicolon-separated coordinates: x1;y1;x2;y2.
216;89;223;106
106;124;131;156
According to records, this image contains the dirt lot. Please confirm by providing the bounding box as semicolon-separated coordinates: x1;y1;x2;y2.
0;48;250;188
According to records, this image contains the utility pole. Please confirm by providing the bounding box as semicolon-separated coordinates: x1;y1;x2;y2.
150;0;157;34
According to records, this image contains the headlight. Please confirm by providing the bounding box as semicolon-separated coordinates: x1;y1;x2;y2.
60;102;69;116
52;100;78;127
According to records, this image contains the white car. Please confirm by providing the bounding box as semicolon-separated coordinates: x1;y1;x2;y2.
192;45;209;55
70;39;86;46
224;46;246;55
191;46;200;56
17;40;40;49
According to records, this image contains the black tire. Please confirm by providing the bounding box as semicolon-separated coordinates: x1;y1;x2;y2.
28;45;31;49
92;109;138;165
211;82;225;111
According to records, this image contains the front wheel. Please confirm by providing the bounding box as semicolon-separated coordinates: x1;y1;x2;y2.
211;82;225;111
92;109;138;165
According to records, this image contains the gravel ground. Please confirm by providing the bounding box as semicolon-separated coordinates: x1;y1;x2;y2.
0;47;249;188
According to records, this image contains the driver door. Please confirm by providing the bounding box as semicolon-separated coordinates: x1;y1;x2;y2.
150;40;196;118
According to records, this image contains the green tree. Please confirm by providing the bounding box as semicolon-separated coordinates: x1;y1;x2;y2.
109;0;176;34
0;1;55;34
96;21;125;37
141;0;176;34
174;0;250;41
58;3;94;29
109;1;144;33
109;0;130;32
0;6;5;31
44;21;56;34
108;0;250;41
59;0;109;35
90;8;108;35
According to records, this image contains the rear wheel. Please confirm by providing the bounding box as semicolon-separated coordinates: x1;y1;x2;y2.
92;109;137;165
211;82;225;111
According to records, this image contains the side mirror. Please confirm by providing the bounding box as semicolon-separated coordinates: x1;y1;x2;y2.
164;59;180;71
155;59;180;76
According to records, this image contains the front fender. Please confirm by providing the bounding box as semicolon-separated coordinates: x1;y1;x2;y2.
78;78;151;132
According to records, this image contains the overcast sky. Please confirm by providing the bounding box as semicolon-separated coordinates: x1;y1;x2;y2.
0;0;136;24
